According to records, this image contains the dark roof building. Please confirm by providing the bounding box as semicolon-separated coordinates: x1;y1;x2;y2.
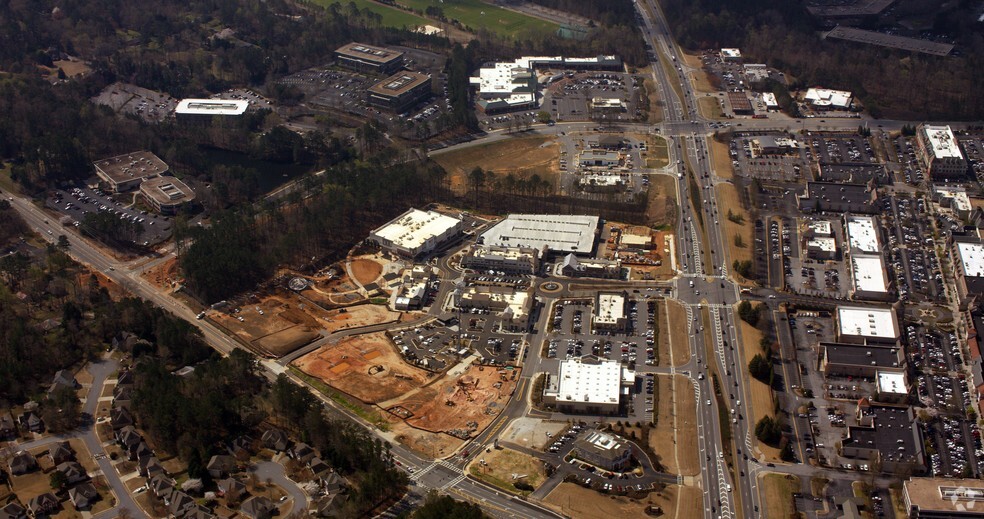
261;429;289;452
240;496;275;519
727;91;754;115
820;342;904;378
8;451;37;475
48;441;74;465
842;404;925;474
68;483;99;510
367;71;432;113
206;454;237;479
817;162;891;185
799;181;878;214
334;43;404;74
0;502;26;519
571;431;633;471
26;493;59;518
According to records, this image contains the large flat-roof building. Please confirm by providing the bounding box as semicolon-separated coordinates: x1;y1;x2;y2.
460;245;540;275
370;208;463;258
139;176;195;215
845;215;880;254
453;286;532;332
542;356;635;415
593;292;628;332
175;99;249;116
842;405;924;474
799;182;877;214
952;237;984;310
480;214;599;256
804;88;852;110
835;306;899;345
904;477;984;518
917;124;967;179
93;151;169;193
821;342;904;378
578;150;621;167
334;43;404;74
727;91;754;115
850;254;891;301
749;135;800;157
367;71;432;113
470;55;621;114
932;185;972;219
571;431;633;471
559;254;621;279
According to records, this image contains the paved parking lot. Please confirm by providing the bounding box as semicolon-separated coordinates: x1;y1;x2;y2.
45;186;173;246
882;194;944;302
540;72;647;124
731;134;807;181
806;134;877;164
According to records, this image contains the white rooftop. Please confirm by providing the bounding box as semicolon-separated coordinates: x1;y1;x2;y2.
957;242;984;278
846;216;880;253
595;293;625;326
553;357;624;405
762;92;778;107
807;237;836;252
809;220;833;236
720;48;742;58
481;214;599;254
922;125;964;160
175;99;248;115
372;209;461;251
804;88;852;108
934;185;972;212
837;306;898;340
877;371;907;394
851;254;888;294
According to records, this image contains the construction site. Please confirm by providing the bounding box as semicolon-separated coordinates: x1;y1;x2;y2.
601;223;675;280
292;332;433;404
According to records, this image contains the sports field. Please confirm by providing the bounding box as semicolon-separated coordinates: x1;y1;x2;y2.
397;0;557;37
312;0;430;29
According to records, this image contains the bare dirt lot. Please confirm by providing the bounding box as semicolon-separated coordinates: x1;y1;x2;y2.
467;446;548;494
432;135;560;194
646;174;678;228
499;418;569;450
350;257;382;286
389;420;465;458
210;296;321;356
650;374;700;476
293;332;432;404
394;364;519;437
140;257;180;290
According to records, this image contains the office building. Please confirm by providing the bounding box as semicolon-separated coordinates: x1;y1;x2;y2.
720;48;742;62
542;356;635;414
470;55;621;114
559;254;622;279
952;237;984;310
571;431;634;471
334;43;404;74
917;125;967;179
139;176;195;215
370;208;462;258
904;477;984;518
461;245;540;275
367;71;432;112
175;99;249;116
453;286;531;332
842;404;924;474
820;342;904;378
93;151;169;193
749;135;799;156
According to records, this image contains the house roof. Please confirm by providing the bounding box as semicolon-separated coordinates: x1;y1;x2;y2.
240;496;274;518
207;454;237;472
0;502;26;519
27;493;58;513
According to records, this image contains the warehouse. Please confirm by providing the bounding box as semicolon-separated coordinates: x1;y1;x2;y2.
139;176;195;215
916;124;967;179
93;151;169;193
460;245;540;275
334;43;404;74
835;306;899;345
370;208;463;258
367;71;432;112
480;214;599;256
541;356;635;415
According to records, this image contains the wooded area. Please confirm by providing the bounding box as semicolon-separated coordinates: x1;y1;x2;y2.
660;0;984;120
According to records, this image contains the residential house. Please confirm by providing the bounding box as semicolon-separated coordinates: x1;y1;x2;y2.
21;413;44;433
116;369;134;386
110;407;134;430
48;441;74;465
26;493;59;518
206;455;237;479
8;451;38;475
261;429;289;452
309;457;331;477
290;443;316;464
216;478;246;498
149;474;176;498
113;385;133;408
116;425;142;449
167;491;196;518
56;461;87;484
179;505;215;519
68;483;99;510
50;370;79;392
315;493;347;518
239;496;275;519
0;502;26;519
139;456;164;478
320;471;346;494
127;441;152;462
0;415;16;440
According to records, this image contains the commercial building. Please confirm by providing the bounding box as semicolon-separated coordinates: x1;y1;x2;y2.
850;254;891;301
749;135;799;156
799;182;877;214
932;185;972;219
904;477;984;517
367;71;432;112
578;149;621;167
727;91;754;115
806;237;838;260
139;175;195;215
761;92;778;109
951;237;984;310
334;43;404;74
571;431;634;471
559;254;621;279
804;88;852;110
480;214;599;256
817;162;891;185
578;173;627;192
470;55;621;114
917;125;967;179
370;208;463;258
93;151;169;193
590;97;625;112
461;245;540;275
542;356;635;414
394;282;428;311
835;306;899;345
877;371;909;396
720;48;742;62
453;287;532;332
845;215;880;254
593;292;628;332
820;342;904;378
841;404;924;474
175;99;249;116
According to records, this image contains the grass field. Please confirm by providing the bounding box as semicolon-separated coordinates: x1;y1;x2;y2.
397;0;556;37
432;135;559;194
715;182;752;277
663;299;691;367
646;135;670;169
709;138;733;180
698;96;724;120
737;304;782;461
312;0;430;28
650;374;699;476
762;474;800;519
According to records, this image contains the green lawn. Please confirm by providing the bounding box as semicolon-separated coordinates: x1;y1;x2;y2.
313;0;431;29
397;0;557;37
